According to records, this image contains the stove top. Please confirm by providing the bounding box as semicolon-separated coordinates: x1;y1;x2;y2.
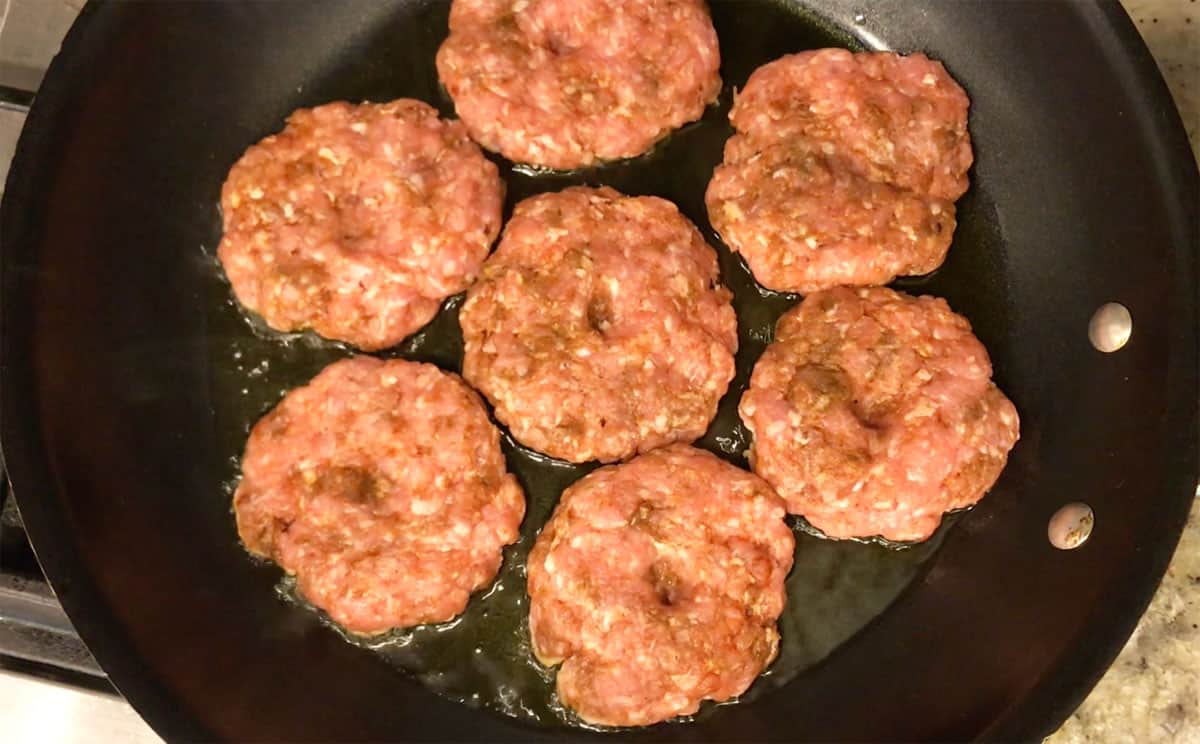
0;442;162;743
0;483;105;681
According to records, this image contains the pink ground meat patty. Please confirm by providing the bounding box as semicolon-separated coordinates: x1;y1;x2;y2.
707;49;972;293
436;0;721;169
218;100;503;350
706;137;956;293
739;287;1018;542
729;49;973;201
460;186;738;464
527;444;794;727
233;356;524;635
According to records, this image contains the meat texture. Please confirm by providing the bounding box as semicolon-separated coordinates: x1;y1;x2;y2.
739;287;1018;542
707;49;972;293
460;186;737;463
219;100;503;349
437;0;721;168
527;444;794;726
234;356;524;634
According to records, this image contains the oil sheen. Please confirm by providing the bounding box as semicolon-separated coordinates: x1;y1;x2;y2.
203;0;972;732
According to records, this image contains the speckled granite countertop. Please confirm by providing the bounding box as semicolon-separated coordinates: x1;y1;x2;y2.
1048;2;1199;741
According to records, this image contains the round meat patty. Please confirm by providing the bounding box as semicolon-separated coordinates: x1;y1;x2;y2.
707;49;971;293
527;444;794;727
460;186;738;464
218;99;503;350
436;0;721;169
233;356;524;635
706;136;956;293
729;49;973;201
739;287;1019;542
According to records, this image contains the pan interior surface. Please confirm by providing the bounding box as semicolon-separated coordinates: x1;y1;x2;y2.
2;0;1196;741
204;1;955;728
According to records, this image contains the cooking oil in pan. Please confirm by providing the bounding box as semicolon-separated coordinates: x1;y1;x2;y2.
269;439;950;728
196;0;967;730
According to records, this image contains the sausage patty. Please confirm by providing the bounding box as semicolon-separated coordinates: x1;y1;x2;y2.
460;186;738;463
218;100;503;350
729;49;972;201
527;444;794;727
707;49;972;293
436;0;721;169
233;356;524;634
706;137;956;293
739;287;1018;542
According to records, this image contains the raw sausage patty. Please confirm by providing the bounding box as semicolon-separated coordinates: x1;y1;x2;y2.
460;186;738;463
729;49;972;200
739;287;1018;542
436;0;721;169
233;356;524;634
706;137;956;293
707;49;971;293
527;444;794;727
218;100;503;350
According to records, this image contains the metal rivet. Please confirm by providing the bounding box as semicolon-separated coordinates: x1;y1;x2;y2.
1048;502;1094;550
1088;303;1132;352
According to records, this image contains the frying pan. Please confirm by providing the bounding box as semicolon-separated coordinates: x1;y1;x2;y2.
2;0;1197;740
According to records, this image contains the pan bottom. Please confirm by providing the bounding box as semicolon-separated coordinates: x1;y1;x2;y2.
270;452;950;729
203;0;958;730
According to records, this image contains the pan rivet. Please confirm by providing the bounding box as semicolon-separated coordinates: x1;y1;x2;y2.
1088;303;1132;353
1048;503;1094;550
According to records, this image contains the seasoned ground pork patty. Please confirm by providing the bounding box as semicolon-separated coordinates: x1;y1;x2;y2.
729;49;972;201
218;100;503;350
527;444;794;727
739;287;1018;542
707;49;971;293
233;356;524;634
436;0;721;169
460;186;738;463
706;137;956;293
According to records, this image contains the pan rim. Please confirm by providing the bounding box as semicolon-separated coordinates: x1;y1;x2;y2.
978;0;1200;738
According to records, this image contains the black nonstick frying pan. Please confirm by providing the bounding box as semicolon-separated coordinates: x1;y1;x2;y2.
2;0;1198;740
